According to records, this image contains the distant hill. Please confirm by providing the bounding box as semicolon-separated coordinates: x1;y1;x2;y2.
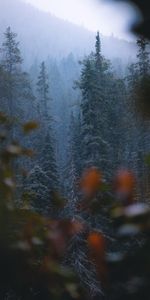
0;0;137;66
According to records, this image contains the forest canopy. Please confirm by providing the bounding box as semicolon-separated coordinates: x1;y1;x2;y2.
0;1;150;299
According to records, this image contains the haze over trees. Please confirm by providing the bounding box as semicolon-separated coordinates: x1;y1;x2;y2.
0;0;137;67
0;1;150;299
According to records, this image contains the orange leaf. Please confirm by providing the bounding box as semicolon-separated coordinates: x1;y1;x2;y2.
114;169;135;205
80;167;102;197
23;121;39;134
87;231;106;258
87;231;108;286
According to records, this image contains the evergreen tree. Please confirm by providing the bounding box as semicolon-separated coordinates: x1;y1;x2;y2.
37;61;50;122
0;27;35;130
24;165;52;215
64;112;82;213
79;54;98;167
0;27;23;116
0;65;9;111
136;37;150;198
40;132;59;191
105;76;127;175
35;62;59;209
78;33;110;173
36;61;51;150
137;37;150;78
126;37;150;200
95;31;101;68
1;26;22;74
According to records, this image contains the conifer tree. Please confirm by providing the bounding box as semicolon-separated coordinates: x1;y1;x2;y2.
0;65;9;110
95;31;101;68
0;27;23;116
0;27;35;127
78;33;110;172
40;132;59;190
36;61;51;150
37;61;50;122
126;37;150;199
79;54;98;168
64;112;82;212
1;27;22;74
136;37;150;197
24;165;52;214
36;62;59;204
137;37;150;78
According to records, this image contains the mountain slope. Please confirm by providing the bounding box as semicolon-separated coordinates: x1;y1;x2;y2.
0;0;137;66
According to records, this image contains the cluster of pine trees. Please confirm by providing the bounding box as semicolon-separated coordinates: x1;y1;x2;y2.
66;32;150;208
0;27;150;214
63;33;150;298
0;25;150;300
0;27;58;214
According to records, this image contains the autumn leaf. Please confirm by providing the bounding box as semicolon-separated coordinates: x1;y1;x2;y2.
80;167;102;197
114;169;135;205
87;231;106;258
87;231;108;286
23;121;39;134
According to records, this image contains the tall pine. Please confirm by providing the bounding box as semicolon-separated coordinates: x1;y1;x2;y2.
78;32;110;173
37;62;59;193
0;27;22;116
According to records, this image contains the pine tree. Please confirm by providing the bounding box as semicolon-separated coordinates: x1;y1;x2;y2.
36;61;51;150
1;27;22;74
137;37;150;78
37;61;50;122
24;165;52;215
105;76;127;176
126;37;150;200
78;33;110;173
79;54;98;168
0;27;35;131
95;31;101;68
40;132;59;191
136;37;150;198
64;112;82;214
0;27;23;116
36;62;59;206
0;65;9;111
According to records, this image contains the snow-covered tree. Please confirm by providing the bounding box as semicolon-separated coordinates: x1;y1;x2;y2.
23;165;52;214
77;32;111;173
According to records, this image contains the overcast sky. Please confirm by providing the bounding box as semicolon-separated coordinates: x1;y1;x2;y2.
23;0;141;40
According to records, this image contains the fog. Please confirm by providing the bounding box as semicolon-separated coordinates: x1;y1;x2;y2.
0;1;149;299
23;0;140;40
0;0;138;68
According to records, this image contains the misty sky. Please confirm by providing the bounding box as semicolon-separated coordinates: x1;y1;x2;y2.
23;0;141;40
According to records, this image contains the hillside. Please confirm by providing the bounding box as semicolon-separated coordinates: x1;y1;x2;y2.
0;0;137;66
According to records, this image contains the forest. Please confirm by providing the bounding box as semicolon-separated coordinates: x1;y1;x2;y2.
0;0;150;299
